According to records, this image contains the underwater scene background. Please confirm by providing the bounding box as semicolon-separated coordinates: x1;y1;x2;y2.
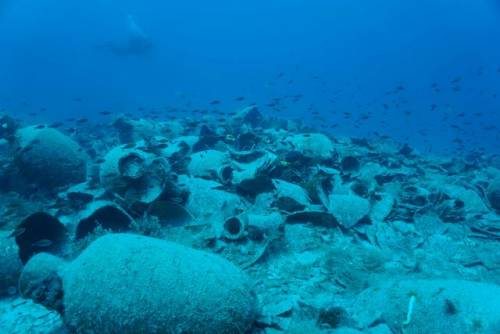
1;1;500;333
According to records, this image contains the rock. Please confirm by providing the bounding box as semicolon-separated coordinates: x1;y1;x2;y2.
14;126;87;189
0;231;23;296
340;156;360;172
60;234;258;334
351;279;500;334
487;178;500;213
0;297;66;334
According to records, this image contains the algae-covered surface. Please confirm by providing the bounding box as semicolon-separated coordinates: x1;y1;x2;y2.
0;108;499;333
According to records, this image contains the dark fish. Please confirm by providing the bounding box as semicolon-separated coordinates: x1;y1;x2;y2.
49;122;64;128
76;118;88;124
95;158;105;164
21;146;33;153
32;239;52;248
234;97;245;101
209;100;221;105
451;76;462;84
8;227;26;238
99;111;111;115
35;125;45;129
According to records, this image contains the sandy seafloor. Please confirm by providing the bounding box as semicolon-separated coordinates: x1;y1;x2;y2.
0;107;500;334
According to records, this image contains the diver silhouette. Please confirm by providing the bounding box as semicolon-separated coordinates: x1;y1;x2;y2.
97;15;152;56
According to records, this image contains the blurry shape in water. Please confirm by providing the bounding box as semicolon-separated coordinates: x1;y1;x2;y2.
96;14;152;57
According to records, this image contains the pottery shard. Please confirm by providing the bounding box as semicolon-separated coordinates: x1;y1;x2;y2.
328;194;370;228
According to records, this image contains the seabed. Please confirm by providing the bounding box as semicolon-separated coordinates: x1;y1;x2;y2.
0;107;500;333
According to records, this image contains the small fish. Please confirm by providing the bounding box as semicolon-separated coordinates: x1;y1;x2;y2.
32;239;52;248
8;227;26;238
99;111;111;116
49;122;64;128
209;100;221;105
20;146;33;153
234;96;245;101
76;118;88;124
72;97;83;102
35;124;46;129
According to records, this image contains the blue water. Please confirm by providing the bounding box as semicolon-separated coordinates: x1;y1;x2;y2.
1;0;499;154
